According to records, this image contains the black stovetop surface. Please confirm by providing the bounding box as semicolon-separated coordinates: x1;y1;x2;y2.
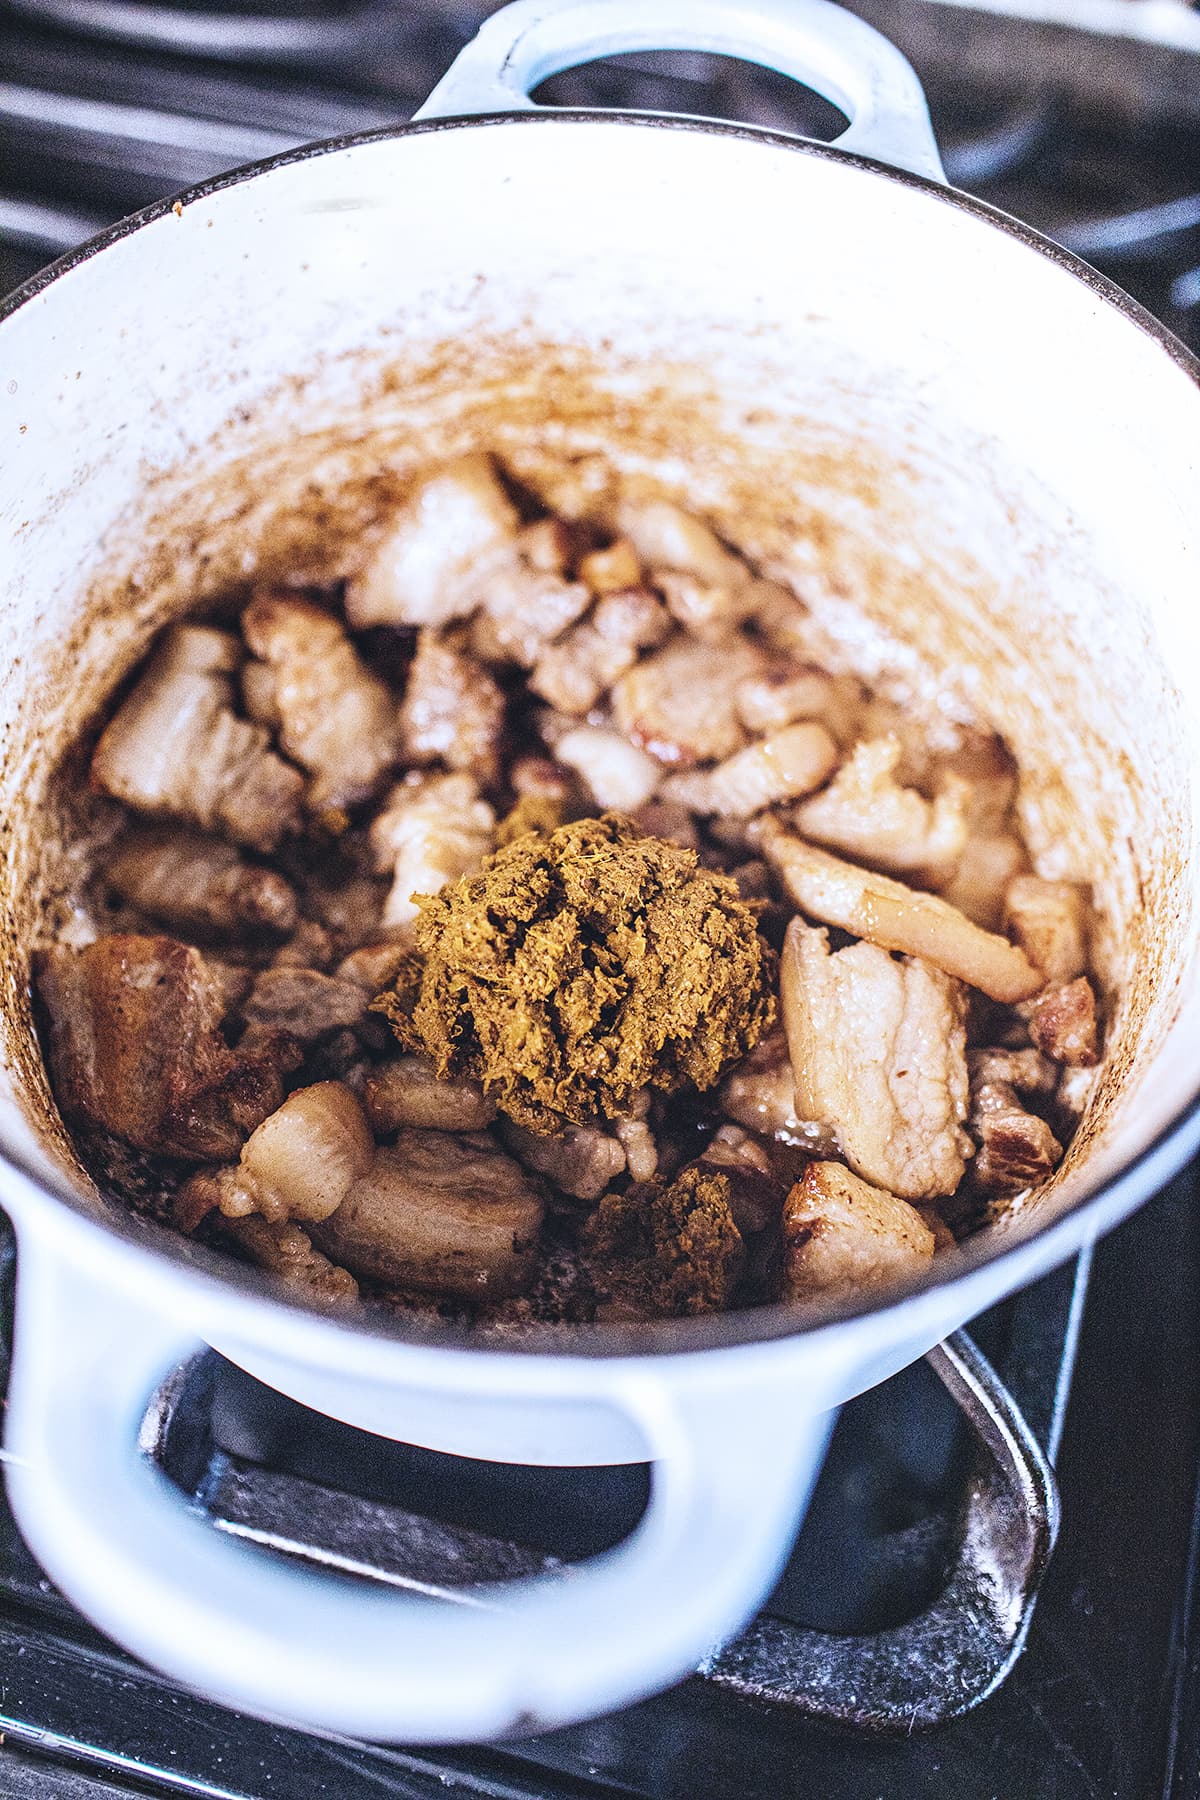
4;9;1200;1795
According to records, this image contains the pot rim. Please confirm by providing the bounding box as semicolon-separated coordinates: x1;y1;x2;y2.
4;106;1200;1364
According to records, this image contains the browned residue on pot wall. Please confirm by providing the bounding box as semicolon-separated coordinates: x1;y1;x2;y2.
0;334;1187;1247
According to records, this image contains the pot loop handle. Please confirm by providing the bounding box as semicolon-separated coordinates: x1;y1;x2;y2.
414;0;947;185
3;1233;834;1742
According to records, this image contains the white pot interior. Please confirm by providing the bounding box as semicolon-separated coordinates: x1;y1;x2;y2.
2;117;1199;1299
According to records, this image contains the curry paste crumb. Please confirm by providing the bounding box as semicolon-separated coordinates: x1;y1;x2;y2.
582;1165;744;1316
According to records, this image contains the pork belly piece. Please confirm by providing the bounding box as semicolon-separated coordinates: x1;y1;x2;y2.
945;730;1018;833
630;799;700;851
939;832;1028;931
241;659;280;728
578;539;642;594
107;827;298;939
782;1161;936;1302
241;592;401;812
613;1090;658;1183
37;934;284;1160
734;663;847;736
220;1215;359;1306
691;1124;785;1236
760;820;1043;1003
345;455;519;630
793;736;970;883
240;966;368;1043
399;629;505;785
615;497;750;589
968;1045;1059;1100
1003;875;1092;984
660;721;838;818
529;587;669;715
612;635;768;766
554;726;661;811
369;771;496;936
312;1130;545;1299
365;1056;496;1134
652;571;765;643
1027;975;1099;1067
969;1073;1063;1197
180;1082;374;1228
499;1118;627;1202
719;1031;819;1146
470;551;592;669
91;625;303;852
303;873;387;952
336;942;411;994
510;753;572;803
272;918;335;971
781;919;972;1200
1058;1062;1100;1120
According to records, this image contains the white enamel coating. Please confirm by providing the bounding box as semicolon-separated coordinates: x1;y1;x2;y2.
414;0;947;182
2;0;1200;1743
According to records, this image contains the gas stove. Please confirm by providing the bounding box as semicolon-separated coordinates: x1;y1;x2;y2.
3;7;1200;1795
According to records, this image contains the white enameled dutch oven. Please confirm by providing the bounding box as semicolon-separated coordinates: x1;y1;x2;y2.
2;0;1200;1744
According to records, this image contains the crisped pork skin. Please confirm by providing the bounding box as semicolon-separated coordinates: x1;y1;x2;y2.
499;1118;627;1202
240;966;368;1043
1003;876;1091;984
107;828;298;938
612;635;767;765
782;1161;935;1301
370;770;496;935
1027;975;1099;1066
346;455;518;630
530;587;668;715
760;820;1043;1004
970;1076;1063;1196
793;735;970;882
91;625;304;852
312;1130;545;1298
781;920;972;1200
38;934;284;1160
219;1214;359;1305
661;721;839;818
399;629;505;785
365;1056;496;1134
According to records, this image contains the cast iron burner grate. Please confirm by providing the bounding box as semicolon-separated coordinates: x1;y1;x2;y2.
0;1172;1197;1800
0;1226;1088;1778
